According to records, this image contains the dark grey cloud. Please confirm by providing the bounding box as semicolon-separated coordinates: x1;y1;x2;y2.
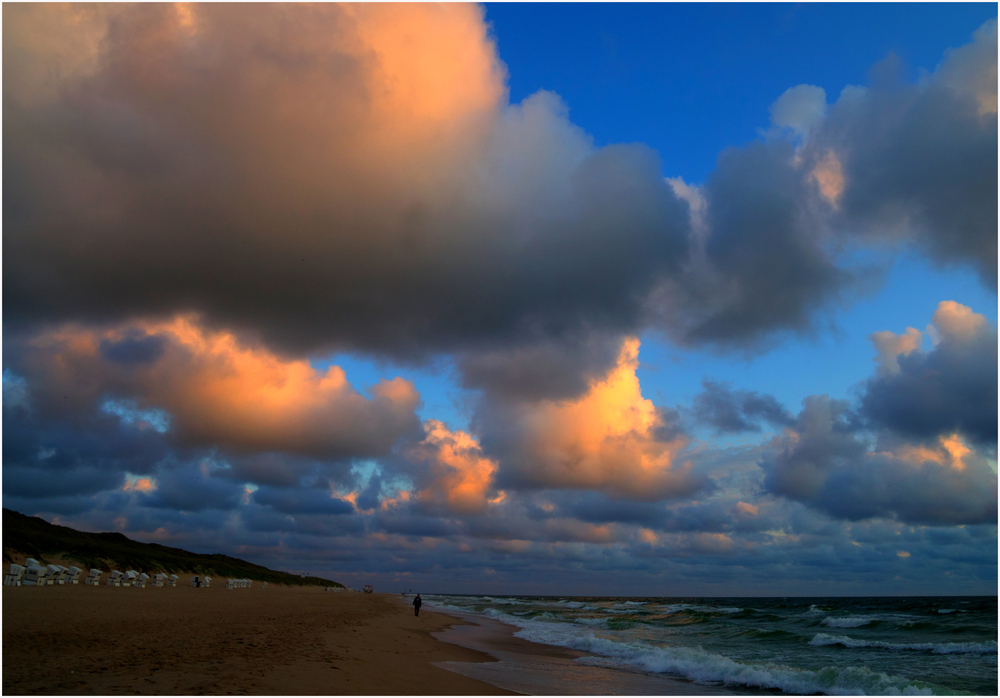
100;330;167;366
252;486;355;516
692;379;795;433
241;506;366;537
141;463;245;512
860;309;997;446
818;21;998;286
563;493;672;527
669;141;852;347
455;331;624;402
763;395;997;525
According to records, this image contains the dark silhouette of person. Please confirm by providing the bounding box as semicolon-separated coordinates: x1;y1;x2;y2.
413;594;422;616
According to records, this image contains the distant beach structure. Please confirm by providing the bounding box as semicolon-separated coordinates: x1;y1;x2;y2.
4;564;25;586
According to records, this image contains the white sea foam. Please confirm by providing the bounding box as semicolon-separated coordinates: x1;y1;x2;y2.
476;609;944;695
810;633;997;655
822;616;876;628
655;603;741;615
936;609;957;614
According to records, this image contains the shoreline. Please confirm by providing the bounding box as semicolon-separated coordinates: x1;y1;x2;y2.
425;602;737;695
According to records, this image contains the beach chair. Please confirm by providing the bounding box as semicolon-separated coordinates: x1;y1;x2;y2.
56;565;72;584
67;566;83;584
4;564;26;586
167;574;178;587
108;570;123;586
122;570;138;587
191;575;200;587
43;564;62;585
202;576;211;588
85;569;102;585
23;565;46;586
152;573;167;587
226;578;234;589
137;573;150;588
262;582;267;590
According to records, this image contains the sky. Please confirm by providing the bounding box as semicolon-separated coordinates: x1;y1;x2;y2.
3;2;997;596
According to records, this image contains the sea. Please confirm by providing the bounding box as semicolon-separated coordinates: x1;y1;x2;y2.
425;595;997;695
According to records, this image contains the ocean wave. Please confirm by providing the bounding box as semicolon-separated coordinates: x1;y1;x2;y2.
809;633;997;655
656;603;741;615
480;610;949;695
936;609;957;614
801;604;827;616
822;616;877;628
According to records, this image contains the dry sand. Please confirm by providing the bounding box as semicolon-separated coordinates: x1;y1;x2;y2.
3;583;514;695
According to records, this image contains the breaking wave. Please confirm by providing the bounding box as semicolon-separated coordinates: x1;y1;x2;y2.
810;633;997;655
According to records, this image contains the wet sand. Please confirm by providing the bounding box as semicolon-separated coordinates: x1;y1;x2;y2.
2;583;511;695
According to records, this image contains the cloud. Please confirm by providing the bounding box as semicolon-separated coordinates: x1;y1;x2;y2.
770;84;827;138
692;379;795;433
763;394;997;526
7;315;422;459
814;20;998;286
652;20;997;349
651;139;853;348
860;301;997;445
478;338;709;500
252;486;355;516
403;420;500;514
4;3;690;362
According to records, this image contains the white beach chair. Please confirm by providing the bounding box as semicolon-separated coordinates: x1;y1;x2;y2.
226;578;234;589
67;566;83;584
108;570;123;586
85;569;102;585
4;564;26;586
137;573;150;588
55;565;71;584
167;574;178;587
202;576;211;588
23;565;46;586
191;575;200;587
44;564;62;585
152;573;167;587
122;570;138;587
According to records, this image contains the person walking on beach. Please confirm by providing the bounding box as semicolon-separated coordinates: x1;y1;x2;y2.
413;594;422;616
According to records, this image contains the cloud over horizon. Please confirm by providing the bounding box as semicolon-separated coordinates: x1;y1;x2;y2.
2;4;995;595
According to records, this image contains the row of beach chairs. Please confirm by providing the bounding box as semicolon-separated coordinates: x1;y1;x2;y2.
6;564;274;591
3;562;237;589
106;570;180;587
4;559;84;586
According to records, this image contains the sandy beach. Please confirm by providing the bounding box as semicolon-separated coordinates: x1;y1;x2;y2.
2;584;513;695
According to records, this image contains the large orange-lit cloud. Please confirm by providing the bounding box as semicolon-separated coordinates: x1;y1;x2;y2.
4;2;689;362
406;420;499;514
16;315;421;458
480;338;706;500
